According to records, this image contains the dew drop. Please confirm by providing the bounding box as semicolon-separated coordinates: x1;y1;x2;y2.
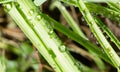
109;52;114;57
106;48;111;52
48;30;54;38
105;35;109;39
59;45;67;52
90;33;94;38
28;9;34;16
5;4;12;11
36;15;41;21
118;15;120;17
96;41;99;45
48;30;54;35
74;62;82;70
110;12;114;15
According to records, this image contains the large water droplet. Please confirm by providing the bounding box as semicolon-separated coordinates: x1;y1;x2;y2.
59;45;67;52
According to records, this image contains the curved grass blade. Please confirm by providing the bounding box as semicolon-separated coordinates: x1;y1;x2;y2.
51;1;87;40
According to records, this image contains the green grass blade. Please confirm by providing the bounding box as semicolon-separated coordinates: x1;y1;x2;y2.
86;3;120;24
2;0;81;72
42;14;113;66
77;0;120;69
51;1;87;39
95;17;120;51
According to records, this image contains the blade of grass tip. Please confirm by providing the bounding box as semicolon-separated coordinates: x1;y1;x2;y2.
51;1;87;40
77;0;120;70
43;14;113;66
95;17;120;51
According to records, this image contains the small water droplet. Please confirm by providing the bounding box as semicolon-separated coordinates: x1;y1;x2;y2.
5;4;12;11
36;15;41;20
109;52;114;57
118;15;120;17
59;45;67;52
48;30;54;38
90;33;94;38
105;35;109;39
106;48;111;52
74;62;82;70
110;12;114;15
28;9;34;16
48;30;54;35
91;21;94;25
96;41;99;45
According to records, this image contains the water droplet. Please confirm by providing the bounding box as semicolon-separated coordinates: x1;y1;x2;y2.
28;9;34;16
74;62;82;70
105;35;109;39
36;15;41;21
48;30;54;38
110;12;114;15
118;15;120;17
59;45;67;52
91;21;95;25
90;33;94;38
106;48;111;52
109;52;114;57
48;30;54;35
5;4;12;11
96;41;99;45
